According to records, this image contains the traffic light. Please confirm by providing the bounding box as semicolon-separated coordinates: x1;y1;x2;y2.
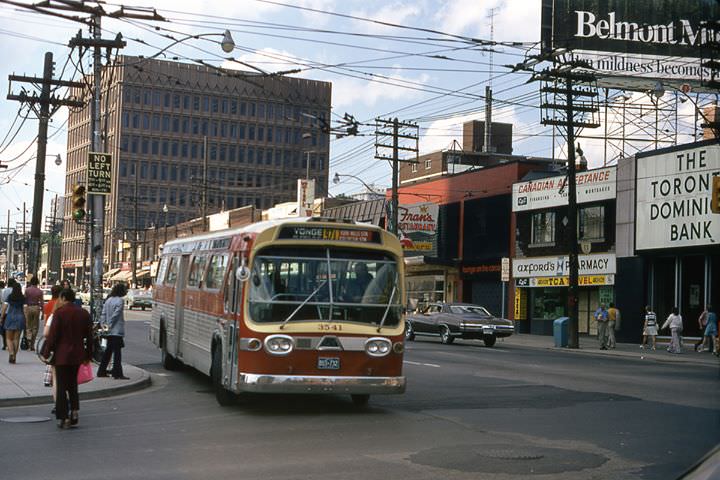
71;184;86;222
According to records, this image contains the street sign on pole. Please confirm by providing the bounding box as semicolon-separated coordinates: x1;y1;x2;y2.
501;257;510;282
87;152;112;195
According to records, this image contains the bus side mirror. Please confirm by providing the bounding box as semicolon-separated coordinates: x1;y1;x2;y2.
236;266;251;282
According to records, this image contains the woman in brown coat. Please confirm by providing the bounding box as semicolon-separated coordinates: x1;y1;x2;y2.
44;288;93;429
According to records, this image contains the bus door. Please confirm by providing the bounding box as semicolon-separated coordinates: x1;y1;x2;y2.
174;254;190;359
224;255;240;392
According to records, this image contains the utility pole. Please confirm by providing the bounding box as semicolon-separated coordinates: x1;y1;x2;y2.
537;56;600;349
22;202;27;274
6;53;83;275
132;158;139;288
374;118;419;236
202;135;208;231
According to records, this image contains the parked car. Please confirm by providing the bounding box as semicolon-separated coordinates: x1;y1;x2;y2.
405;302;514;347
78;288;111;305
126;289;152;310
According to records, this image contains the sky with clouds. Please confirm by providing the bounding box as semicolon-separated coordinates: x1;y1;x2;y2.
0;0;703;228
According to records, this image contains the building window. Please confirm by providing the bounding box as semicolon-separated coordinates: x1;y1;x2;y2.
579;206;604;241
411;162;418;173
425;158;432;170
531;211;555;246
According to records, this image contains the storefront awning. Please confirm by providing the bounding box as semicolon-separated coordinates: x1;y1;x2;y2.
136;270;151;279
110;271;132;282
103;268;121;279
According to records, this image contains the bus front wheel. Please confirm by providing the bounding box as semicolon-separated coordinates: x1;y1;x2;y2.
212;347;236;406
160;326;180;371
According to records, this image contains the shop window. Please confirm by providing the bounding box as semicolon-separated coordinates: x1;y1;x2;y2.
531;211;555;246
579;206;604;241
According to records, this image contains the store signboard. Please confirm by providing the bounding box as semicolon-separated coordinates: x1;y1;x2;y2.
512;167;615;212
513;253;616;278
398;202;438;253
541;0;718;85
636;143;720;250
516;274;615;288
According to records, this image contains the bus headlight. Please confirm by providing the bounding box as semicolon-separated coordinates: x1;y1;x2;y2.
264;335;294;355
365;337;392;357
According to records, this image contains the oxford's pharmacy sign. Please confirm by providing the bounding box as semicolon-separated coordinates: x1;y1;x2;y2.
636;143;720;250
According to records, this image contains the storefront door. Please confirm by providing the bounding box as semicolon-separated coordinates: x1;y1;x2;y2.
681;255;705;337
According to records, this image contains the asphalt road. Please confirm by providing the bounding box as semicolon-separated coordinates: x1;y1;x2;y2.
1;309;717;480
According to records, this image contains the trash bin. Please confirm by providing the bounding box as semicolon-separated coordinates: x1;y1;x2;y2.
553;317;569;348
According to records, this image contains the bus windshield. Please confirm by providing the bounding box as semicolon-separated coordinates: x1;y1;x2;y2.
248;247;402;327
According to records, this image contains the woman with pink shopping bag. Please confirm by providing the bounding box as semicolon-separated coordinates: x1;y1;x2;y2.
42;288;93;429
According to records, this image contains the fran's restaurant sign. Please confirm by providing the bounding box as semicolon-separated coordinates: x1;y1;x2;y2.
512;167;615;212
541;0;719;83
398;202;438;253
636;142;720;250
512;253;616;278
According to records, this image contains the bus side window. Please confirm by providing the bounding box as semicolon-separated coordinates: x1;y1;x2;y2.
156;257;168;286
205;254;228;290
165;257;178;286
188;255;207;288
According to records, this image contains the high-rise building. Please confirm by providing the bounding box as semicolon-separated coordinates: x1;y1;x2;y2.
61;57;331;281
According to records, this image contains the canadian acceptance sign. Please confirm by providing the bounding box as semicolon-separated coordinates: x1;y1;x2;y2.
87;152;112;195
636;143;720;250
512;167;615;212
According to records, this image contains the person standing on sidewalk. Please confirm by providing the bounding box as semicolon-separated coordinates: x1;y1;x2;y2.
640;306;658;350
594;303;609;350
607;303;621;349
44;288;93;429
96;282;129;380
23;275;44;352
0;281;6;350
698;305;717;354
662;307;684;354
1;281;26;363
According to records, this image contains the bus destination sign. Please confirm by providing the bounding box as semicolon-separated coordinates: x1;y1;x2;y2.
279;226;381;243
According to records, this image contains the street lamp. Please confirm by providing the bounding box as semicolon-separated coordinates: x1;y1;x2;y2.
332;172;380;194
26;153;63;276
162;203;169;244
139;30;236;62
302;132;313;180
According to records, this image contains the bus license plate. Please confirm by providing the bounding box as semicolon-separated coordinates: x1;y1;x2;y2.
318;357;340;370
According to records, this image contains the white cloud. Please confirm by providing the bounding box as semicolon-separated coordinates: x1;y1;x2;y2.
435;0;540;43
350;2;422;34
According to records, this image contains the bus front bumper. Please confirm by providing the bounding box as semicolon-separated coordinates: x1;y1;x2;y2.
237;373;406;395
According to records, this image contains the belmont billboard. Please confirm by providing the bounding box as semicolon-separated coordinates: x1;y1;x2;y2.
541;0;718;84
636;141;720;251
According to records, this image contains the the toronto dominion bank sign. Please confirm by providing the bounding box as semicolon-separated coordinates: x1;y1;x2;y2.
541;0;719;82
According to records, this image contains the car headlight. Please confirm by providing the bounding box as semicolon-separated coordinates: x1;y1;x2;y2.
365;337;392;357
264;335;294;355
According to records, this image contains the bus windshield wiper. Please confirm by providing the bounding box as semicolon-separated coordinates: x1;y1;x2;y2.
376;283;398;333
279;280;327;329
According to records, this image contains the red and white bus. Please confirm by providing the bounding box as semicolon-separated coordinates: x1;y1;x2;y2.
150;217;406;406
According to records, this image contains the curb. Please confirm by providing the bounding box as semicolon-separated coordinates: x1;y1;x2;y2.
508;341;720;367
0;369;153;408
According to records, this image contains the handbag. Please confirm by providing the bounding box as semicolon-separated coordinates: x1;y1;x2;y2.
43;365;53;387
77;362;94;385
20;336;29;351
36;337;54;365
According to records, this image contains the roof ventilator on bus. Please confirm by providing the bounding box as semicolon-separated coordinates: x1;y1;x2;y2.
264;334;295;355
364;337;392;357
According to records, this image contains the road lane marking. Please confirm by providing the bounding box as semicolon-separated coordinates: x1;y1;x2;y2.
404;360;440;368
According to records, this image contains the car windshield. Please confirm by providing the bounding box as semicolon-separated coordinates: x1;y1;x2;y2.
450;305;492;316
248;247;402;326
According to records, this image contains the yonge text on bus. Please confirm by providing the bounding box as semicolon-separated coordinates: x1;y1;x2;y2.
636;144;720;250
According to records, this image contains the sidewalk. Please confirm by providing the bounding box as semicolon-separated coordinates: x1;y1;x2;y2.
501;333;720;367
0;348;151;408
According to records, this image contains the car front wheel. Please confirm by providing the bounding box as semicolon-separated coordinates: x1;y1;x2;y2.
483;335;497;347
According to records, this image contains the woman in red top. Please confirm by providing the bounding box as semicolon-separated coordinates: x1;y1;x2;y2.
44;288;93;429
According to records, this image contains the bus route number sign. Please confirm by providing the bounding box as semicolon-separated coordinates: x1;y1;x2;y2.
279;226;380;243
87;152;112;195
